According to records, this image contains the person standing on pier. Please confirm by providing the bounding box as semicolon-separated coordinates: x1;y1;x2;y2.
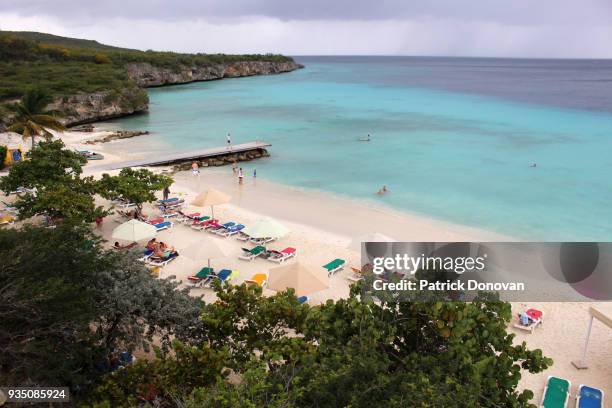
227;133;232;151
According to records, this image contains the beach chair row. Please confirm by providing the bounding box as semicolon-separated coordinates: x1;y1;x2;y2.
541;376;604;408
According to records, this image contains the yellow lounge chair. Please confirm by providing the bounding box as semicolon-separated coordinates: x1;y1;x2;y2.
244;273;267;287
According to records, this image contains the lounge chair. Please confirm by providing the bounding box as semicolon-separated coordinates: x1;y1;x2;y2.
297;296;308;304
157;197;179;204
114;198;137;209
0;214;16;225
576;384;604;408
147;251;179;267
347;267;364;282
266;247;297;263
323;258;346;276
513;308;543;333
244;273;267;287
143;217;164;225
137;249;154;262
239;245;267;261
206;221;235;233
540;376;570;408
176;211;201;223
215;224;245;237
187;267;215;286
235;231;251;241
154;221;173;231
1;201;19;214
190;218;217;231
113;242;137;251
158;200;184;210
250;236;276;245
209;269;239;286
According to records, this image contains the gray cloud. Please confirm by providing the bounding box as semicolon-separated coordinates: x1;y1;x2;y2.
1;1;611;58
1;0;611;25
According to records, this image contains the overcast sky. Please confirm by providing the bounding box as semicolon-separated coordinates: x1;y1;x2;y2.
1;0;611;58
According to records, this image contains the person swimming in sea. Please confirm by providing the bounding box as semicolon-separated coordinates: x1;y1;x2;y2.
377;185;388;195
359;134;371;142
529;163;537;168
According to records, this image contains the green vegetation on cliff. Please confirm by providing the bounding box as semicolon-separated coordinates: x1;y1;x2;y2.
0;31;295;101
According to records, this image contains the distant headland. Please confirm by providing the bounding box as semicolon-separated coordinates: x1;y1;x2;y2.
0;31;303;127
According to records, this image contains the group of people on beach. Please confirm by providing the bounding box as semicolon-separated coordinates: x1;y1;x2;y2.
146;238;177;259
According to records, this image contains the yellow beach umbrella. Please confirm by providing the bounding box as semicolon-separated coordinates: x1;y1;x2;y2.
268;262;330;297
180;235;229;269
191;188;231;218
112;219;157;242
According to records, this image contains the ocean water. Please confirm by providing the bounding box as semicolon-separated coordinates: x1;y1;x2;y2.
104;56;612;241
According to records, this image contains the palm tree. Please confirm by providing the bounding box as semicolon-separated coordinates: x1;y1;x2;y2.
8;89;66;148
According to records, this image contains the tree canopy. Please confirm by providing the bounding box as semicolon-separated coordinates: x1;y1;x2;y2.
0;140;173;223
0;224;203;395
89;283;552;407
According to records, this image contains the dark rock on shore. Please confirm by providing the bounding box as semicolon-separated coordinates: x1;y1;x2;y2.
84;130;150;144
172;148;270;171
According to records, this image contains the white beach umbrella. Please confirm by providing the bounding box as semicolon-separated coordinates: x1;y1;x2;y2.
348;232;396;252
268;262;330;297
112;219;157;242
242;217;289;239
180;235;229;269
190;188;231;218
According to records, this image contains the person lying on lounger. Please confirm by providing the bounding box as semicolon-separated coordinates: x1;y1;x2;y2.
114;241;137;250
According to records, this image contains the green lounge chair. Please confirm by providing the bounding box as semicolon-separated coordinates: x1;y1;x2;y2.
239;245;267;261
187;267;214;286
541;376;571;408
323;258;346;275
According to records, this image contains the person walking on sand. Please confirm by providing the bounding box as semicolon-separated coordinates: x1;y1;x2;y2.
227;133;232;151
162;185;170;200
191;161;200;176
238;167;244;184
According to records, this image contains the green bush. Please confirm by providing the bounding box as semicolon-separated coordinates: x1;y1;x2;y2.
0;145;6;169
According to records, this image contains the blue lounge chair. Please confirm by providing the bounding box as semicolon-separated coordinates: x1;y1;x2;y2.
154;221;173;231
157;197;179;204
147;251;179;267
298;296;308;304
215;224;245;237
207;221;235;233
577;385;604;408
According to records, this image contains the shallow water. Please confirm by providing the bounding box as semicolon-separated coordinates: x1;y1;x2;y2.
102;56;612;240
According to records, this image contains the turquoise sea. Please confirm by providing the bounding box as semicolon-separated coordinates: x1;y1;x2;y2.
104;56;612;241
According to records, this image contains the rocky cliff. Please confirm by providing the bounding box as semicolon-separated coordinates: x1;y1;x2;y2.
50;87;149;126
52;60;302;126
126;60;303;87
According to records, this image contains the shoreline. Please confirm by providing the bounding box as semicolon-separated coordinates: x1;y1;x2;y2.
72;126;512;242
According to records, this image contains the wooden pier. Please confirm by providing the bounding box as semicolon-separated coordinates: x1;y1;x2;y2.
106;141;271;170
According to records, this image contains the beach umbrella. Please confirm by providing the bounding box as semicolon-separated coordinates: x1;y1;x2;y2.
348;232;396;252
112;219;157;242
268;262;330;297
242;217;289;239
180;235;229;269
191;188;231;218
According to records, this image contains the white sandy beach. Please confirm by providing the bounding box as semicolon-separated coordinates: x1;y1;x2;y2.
6;127;610;403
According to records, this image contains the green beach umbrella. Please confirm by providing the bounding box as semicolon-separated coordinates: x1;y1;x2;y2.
242;217;289;239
